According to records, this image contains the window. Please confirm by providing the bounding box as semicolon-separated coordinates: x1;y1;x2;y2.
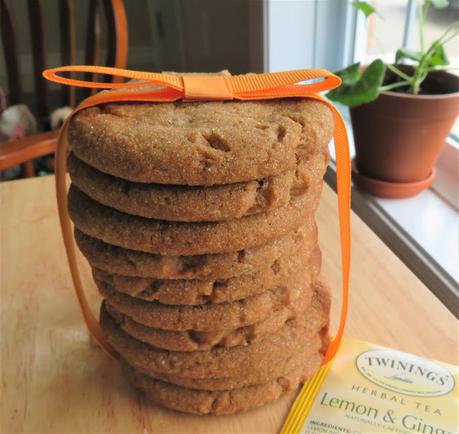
363;0;458;64
336;0;459;305
363;1;459;138
265;0;457;304
344;0;459;211
366;1;408;60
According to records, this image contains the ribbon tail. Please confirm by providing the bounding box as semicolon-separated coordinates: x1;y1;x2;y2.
302;94;351;365
323;101;352;365
55;119;118;360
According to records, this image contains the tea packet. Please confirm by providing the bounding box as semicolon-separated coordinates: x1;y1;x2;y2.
281;339;457;434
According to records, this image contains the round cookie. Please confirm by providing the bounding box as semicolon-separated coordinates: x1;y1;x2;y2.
103;280;330;352
122;359;319;415
68;151;328;222
68;99;333;185
133;350;324;392
75;221;317;280
68;182;322;256
97;268;312;331
92;244;321;305
99;296;328;379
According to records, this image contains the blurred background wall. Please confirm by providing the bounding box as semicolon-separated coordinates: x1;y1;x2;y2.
0;0;263;97
1;0;456;114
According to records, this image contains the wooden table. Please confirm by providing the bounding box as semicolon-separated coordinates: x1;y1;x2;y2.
1;176;457;434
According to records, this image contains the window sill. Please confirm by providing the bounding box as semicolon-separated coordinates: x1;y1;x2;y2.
326;117;459;317
374;190;458;284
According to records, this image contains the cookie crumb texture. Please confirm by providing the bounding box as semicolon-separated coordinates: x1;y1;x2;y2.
68;97;334;414
92;244;321;305
68;183;322;256
69;100;333;185
74;222;317;280
68;151;329;222
107;281;330;415
122;360;316;415
100;284;329;379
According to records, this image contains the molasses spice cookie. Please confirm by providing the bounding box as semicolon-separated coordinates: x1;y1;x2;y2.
68;151;328;222
100;307;324;379
98;267;312;332
74;221;317;280
68;182;322;256
92;244;321;305
122;359;320;415
68;99;333;185
103;278;330;352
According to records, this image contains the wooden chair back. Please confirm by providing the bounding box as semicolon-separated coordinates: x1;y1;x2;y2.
0;0;128;176
1;0;128;118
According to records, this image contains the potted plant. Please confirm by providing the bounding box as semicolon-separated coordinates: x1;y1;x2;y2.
328;0;459;198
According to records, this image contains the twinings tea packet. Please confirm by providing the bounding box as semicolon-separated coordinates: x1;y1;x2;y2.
281;339;457;434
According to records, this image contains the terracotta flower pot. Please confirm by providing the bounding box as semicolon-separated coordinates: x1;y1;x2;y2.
350;68;459;198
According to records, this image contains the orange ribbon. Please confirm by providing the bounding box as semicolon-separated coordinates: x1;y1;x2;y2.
43;66;351;365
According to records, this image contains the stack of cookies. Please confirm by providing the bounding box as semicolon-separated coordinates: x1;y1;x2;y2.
67;98;334;415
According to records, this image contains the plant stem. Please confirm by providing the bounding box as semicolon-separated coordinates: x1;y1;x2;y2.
436;27;459;48
419;0;429;54
386;63;413;82
380;81;411;91
411;23;459;94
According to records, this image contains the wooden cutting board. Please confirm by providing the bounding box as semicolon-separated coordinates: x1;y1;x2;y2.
1;176;456;434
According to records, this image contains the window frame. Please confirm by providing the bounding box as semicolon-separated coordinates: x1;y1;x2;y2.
264;0;458;313
337;0;458;313
347;0;459;211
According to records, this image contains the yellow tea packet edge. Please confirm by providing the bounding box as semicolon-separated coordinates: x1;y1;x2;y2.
280;361;334;434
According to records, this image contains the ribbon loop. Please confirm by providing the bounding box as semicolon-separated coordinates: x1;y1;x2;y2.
43;66;342;98
231;68;341;96
43;65;183;90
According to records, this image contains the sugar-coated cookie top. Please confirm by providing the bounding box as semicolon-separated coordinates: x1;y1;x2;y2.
69;99;333;185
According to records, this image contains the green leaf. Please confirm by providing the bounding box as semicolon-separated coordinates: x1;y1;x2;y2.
395;48;421;63
427;44;449;66
429;0;449;9
396;45;448;67
352;1;377;18
327;59;386;107
337;62;361;82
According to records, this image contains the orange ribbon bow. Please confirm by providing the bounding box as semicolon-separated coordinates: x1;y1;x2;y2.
43;66;351;365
